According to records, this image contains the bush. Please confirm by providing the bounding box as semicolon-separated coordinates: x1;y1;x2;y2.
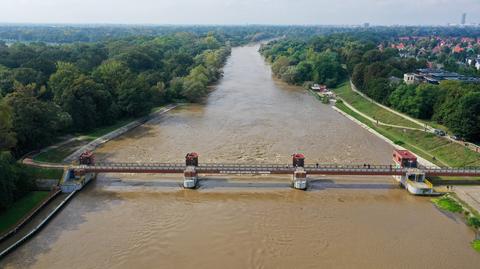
431;197;463;213
467;216;480;229
472;240;480;253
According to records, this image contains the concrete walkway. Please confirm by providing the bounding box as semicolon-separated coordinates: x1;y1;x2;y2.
455;186;480;214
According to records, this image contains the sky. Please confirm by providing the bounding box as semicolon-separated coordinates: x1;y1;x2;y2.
1;0;479;26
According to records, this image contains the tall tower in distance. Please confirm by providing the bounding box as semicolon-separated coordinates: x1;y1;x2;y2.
462;13;467;25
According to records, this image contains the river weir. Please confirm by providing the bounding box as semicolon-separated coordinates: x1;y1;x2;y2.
2;44;480;268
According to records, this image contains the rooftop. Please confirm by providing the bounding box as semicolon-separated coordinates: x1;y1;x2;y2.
394;149;417;160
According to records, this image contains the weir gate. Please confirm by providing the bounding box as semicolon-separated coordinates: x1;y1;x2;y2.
60;150;480;194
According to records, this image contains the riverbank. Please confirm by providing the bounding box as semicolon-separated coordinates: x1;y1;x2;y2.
28;104;179;165
332;82;480;168
0;192;51;236
327;80;480;252
0;191;76;259
431;194;480;252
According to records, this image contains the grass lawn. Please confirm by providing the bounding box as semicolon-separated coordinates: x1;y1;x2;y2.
76;117;134;140
24;166;64;180
0;191;50;235
473;240;480;253
34;139;87;163
431;196;463;213
334;82;422;129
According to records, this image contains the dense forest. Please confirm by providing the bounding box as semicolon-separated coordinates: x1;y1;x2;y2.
261;31;480;142
0;31;232;211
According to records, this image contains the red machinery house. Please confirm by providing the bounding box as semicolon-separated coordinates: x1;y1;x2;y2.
393;149;417;168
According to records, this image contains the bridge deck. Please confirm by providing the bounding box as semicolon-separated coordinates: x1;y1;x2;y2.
75;163;480;177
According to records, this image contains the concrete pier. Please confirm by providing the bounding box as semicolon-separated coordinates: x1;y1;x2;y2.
183;166;198;189
292;168;307;190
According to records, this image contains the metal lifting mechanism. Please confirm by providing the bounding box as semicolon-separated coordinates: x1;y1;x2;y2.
185;152;199;167
79;151;95;165
292;153;305;167
292;153;307;190
184;152;199;189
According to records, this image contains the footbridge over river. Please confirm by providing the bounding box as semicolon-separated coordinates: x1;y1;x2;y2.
61;150;480;195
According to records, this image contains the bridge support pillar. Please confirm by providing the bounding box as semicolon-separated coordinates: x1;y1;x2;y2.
183;166;198;189
292;167;307;190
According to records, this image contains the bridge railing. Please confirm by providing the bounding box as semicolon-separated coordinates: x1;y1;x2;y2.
74;163;480;176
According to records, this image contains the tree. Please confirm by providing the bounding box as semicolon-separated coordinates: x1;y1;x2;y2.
58;75;116;130
389;84;418;115
92;60;131;96
445;92;480;141
49;62;81;103
117;75;153;117
5;84;71;151
0;100;16;150
271;56;290;77
181;65;210;102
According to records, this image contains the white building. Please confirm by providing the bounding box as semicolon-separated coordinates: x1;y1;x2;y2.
404;73;416;85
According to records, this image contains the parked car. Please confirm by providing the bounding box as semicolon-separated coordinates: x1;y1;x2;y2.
434;129;446;136
451;134;463;141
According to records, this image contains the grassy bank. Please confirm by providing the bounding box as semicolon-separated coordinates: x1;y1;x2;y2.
334;82;421;129
0;191;50;234
473;240;480;253
33;117;135;163
333;83;480;168
32;105;174;164
25;166;64;180
432;195;480;252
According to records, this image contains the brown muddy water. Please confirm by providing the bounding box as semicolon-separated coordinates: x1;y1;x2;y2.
1;44;479;268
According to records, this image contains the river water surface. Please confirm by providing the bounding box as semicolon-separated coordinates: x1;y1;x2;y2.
2;44;480;268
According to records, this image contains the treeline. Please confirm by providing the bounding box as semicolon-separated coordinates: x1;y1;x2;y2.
3;25;480;45
0;32;231;154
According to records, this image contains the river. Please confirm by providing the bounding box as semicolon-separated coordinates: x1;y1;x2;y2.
1;44;479;268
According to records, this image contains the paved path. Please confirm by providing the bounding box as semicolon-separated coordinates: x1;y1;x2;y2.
22;158;66;169
455;186;480;214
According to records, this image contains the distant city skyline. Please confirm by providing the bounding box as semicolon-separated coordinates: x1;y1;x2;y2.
1;0;479;26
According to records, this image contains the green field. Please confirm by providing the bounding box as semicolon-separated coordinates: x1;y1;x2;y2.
333;83;480;169
76;117;134;140
0;191;50;234
334;82;422;129
473;240;480;253
34;139;87;163
24;166;64;180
